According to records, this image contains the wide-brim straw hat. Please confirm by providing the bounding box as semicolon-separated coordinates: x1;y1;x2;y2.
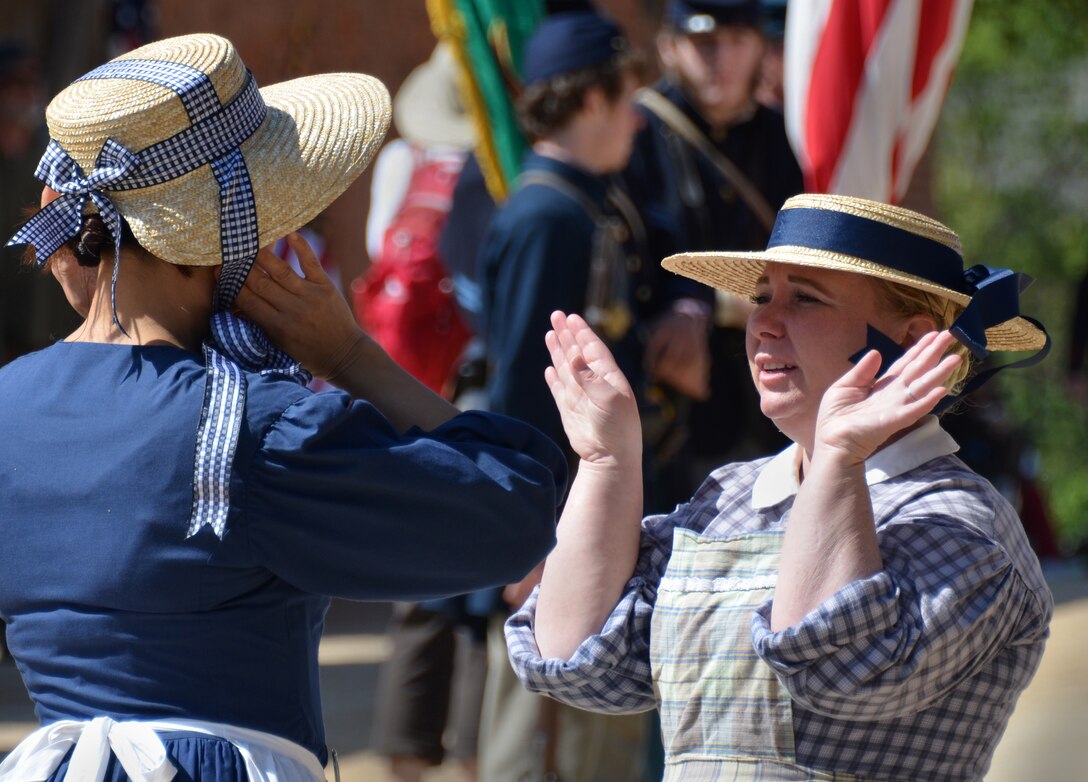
392;42;474;149
44;33;391;267
662;193;1047;353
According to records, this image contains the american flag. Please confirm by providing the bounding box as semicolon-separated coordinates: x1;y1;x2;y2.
784;0;974;203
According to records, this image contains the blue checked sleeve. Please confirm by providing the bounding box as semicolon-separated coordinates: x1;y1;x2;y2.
751;478;1052;720
504;503;688;714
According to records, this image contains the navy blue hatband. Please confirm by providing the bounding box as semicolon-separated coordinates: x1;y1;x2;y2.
522;11;627;86
767;206;967;293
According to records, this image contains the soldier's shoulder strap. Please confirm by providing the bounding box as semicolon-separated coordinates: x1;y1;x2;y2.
636;87;777;234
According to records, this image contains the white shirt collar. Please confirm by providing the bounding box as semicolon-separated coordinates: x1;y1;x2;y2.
750;415;960;509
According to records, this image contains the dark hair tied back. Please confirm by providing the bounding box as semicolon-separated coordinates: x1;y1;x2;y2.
72;214;114;267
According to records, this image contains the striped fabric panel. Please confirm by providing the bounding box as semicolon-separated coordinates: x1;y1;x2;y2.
784;0;974;203
652;530;793;764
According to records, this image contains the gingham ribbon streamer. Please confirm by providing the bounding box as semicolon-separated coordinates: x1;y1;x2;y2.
189;313;310;539
6;58;308;540
210;149;260;312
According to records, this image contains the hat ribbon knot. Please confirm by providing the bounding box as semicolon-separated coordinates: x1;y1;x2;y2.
932;265;1050;414
9;138;138;267
950;264;1033;358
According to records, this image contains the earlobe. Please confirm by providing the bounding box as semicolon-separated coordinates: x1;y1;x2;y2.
583;86;608;118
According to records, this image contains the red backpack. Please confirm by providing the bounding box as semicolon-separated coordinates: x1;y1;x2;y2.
352;152;473;397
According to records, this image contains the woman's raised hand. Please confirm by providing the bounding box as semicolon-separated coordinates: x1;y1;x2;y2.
815;330;962;464
234;232;367;382
544;311;641;467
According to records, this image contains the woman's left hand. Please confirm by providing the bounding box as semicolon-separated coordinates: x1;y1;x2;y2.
234;232;365;381
815;330;962;465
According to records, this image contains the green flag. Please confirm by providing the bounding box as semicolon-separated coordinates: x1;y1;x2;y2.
428;0;544;201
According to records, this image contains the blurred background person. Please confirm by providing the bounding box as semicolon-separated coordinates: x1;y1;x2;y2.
359;42;488;782
755;0;786;110
624;0;804;494
474;7;703;780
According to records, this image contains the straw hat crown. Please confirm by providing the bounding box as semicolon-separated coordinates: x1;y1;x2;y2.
43;33;391;267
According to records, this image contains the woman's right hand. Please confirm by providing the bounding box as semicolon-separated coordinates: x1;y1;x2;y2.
544;311;642;467
535;312;644;659
234;232;367;383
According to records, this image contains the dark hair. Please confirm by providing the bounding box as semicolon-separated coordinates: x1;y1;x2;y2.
515;50;643;141
19;210;191;275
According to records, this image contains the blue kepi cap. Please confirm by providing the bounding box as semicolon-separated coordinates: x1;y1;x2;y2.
664;0;763;34
522;10;628;86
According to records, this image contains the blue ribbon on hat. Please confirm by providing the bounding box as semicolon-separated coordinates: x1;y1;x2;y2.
7;58;309;540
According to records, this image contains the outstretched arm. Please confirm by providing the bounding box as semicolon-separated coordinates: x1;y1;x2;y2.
234;232;458;433
770;330;963;630
534;311;645;659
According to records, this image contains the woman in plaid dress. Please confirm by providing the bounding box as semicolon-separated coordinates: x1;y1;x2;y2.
506;194;1053;782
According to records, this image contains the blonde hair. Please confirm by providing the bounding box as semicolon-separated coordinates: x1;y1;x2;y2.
874;278;972;392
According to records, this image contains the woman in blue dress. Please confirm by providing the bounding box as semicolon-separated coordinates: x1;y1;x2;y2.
0;33;565;781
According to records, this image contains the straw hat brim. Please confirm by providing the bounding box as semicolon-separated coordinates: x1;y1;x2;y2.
662;244;1047;353
393;45;475;149
105;73;391;266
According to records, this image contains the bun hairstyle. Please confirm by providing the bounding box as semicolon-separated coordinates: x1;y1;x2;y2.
72;214;115;267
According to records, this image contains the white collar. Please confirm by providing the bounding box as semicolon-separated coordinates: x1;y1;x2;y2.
750;415;959;509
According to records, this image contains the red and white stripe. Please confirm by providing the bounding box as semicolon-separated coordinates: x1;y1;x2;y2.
784;0;974;203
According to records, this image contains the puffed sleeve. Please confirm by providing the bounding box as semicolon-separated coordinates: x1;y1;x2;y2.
242;391;567;601
751;480;1053;720
504;502;688;715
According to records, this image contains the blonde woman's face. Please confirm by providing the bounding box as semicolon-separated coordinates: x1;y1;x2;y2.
745;264;905;444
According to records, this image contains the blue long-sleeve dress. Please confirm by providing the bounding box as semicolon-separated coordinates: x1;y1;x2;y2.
0;340;566;779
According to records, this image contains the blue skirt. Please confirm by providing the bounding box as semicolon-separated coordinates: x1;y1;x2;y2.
47;733;251;781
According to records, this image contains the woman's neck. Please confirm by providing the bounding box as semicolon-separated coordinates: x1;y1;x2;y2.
67;255;216;352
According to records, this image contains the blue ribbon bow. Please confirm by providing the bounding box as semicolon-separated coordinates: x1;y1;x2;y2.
14;138;136;263
949;264;1034;359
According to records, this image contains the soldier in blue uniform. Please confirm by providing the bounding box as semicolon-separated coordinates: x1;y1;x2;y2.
625;0;805;481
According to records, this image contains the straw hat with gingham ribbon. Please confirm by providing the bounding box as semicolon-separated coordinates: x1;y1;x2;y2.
34;33;390;270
